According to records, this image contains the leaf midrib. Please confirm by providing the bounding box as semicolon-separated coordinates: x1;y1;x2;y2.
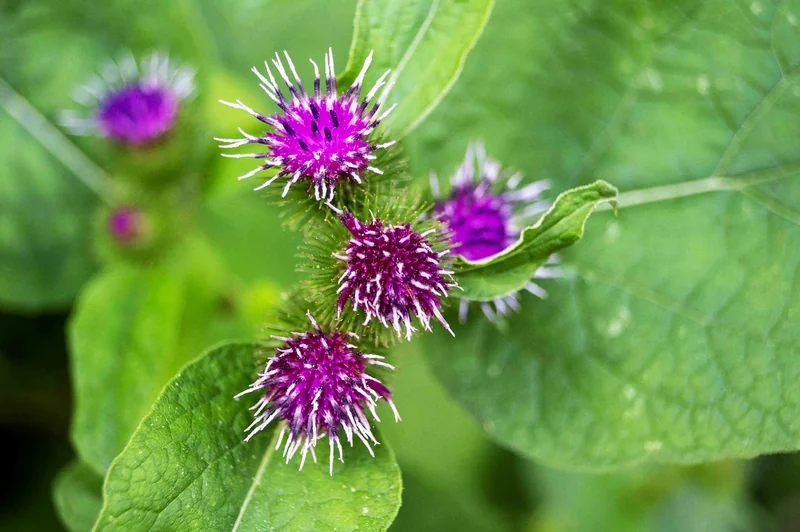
576;7;800;212
231;427;282;531
608;160;800;210
391;0;495;137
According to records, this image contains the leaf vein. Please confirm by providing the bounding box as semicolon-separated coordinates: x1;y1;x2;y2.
231;427;282;531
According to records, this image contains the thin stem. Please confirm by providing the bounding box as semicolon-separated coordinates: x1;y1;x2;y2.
599;161;800;210
0;77;111;203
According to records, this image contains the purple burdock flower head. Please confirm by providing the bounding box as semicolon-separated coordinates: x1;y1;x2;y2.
216;48;397;201
236;312;400;475
60;52;195;145
432;142;561;322
333;209;456;340
107;206;143;244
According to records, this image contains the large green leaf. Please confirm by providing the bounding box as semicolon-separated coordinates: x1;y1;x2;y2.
456;180;617;300
95;343;402;531
52;461;103;532
69;238;252;474
341;0;493;137
527;461;755;532
199;184;304;287
413;0;800;467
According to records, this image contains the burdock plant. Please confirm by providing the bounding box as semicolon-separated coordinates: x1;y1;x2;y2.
214;48;616;473
51;4;622;526
14;1;776;530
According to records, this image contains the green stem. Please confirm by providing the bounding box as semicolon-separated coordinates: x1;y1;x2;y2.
0;77;111;203
602;161;800;210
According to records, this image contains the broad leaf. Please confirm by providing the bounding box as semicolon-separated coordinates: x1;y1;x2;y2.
52;461;103;532
199;185;304;287
95;343;402;531
456;180;617;300
413;0;800;467
528;461;755;532
69;238;252;474
341;0;494;136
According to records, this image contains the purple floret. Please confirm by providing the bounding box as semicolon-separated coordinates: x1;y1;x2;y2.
236;312;399;475
60;52;195;145
435;182;513;261
433;143;560;321
96;85;178;145
334;211;456;340
217;48;396;201
107;206;141;243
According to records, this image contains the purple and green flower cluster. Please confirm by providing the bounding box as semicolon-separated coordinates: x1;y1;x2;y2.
219;49;560;474
59;48;557;474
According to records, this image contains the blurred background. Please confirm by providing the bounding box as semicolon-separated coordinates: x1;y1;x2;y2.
2;0;800;530
4;310;800;531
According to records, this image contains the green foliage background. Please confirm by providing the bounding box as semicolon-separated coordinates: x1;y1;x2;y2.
2;0;800;530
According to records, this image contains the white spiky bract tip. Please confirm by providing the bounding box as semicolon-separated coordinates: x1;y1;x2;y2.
436;142;560;322
61;51;195;144
217;48;396;201
335;211;458;341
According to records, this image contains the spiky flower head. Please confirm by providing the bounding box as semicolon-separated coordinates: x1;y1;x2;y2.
217;48;396;201
433;142;560;321
60;52;195;145
333;209;456;340
236;312;399;475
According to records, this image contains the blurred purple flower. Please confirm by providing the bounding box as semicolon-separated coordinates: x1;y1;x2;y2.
236;312;399;475
433;142;560;322
107;206;142;243
60;52;195;145
217;48;396;201
334;210;456;340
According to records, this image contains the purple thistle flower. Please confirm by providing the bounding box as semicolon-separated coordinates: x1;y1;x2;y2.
432;143;560;322
236;312;400;475
216;48;397;201
107;206;142;244
60;52;195;145
333;209;456;340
